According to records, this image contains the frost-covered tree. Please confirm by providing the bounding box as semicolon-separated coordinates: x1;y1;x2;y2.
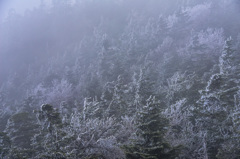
217;90;240;159
196;37;240;159
0;132;11;158
106;76;129;119
1;0;240;158
68;113;126;159
164;98;210;159
32;104;67;158
125;96;180;159
4;112;39;158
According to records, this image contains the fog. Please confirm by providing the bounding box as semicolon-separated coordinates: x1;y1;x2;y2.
0;0;44;21
0;0;240;158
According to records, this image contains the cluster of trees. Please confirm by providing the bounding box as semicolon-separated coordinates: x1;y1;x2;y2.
1;0;240;158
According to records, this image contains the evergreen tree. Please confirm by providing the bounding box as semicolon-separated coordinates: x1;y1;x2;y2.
196;37;240;159
32;104;68;159
133;67;156;109
0;132;11;158
107;76;129;119
125;96;179;159
4;112;39;158
219;37;235;75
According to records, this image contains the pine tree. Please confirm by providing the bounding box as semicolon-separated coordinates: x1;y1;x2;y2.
32;104;67;159
107;76;129;119
196;37;240;159
0;132;11;158
125;96;179;159
133;67;156;109
4;112;39;158
219;37;235;75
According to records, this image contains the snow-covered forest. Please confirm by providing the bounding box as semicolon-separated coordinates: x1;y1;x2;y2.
1;0;240;158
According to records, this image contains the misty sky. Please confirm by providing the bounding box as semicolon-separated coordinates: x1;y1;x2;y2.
0;0;79;22
0;0;50;21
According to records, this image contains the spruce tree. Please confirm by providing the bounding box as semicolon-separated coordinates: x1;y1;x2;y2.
32;104;67;159
107;76;128;119
4;112;39;158
196;37;240;159
125;96;179;159
0;132;11;158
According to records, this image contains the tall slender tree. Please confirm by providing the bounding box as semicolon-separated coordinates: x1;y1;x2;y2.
125;96;179;159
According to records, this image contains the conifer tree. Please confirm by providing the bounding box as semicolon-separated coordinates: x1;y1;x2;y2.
0;132;11;158
4;112;39;158
32;104;67;158
196;37;239;158
125;96;179;159
107;76;128;119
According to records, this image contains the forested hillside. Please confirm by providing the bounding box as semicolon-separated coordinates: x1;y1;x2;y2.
1;0;240;158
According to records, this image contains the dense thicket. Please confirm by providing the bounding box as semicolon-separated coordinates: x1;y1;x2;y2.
1;0;240;158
